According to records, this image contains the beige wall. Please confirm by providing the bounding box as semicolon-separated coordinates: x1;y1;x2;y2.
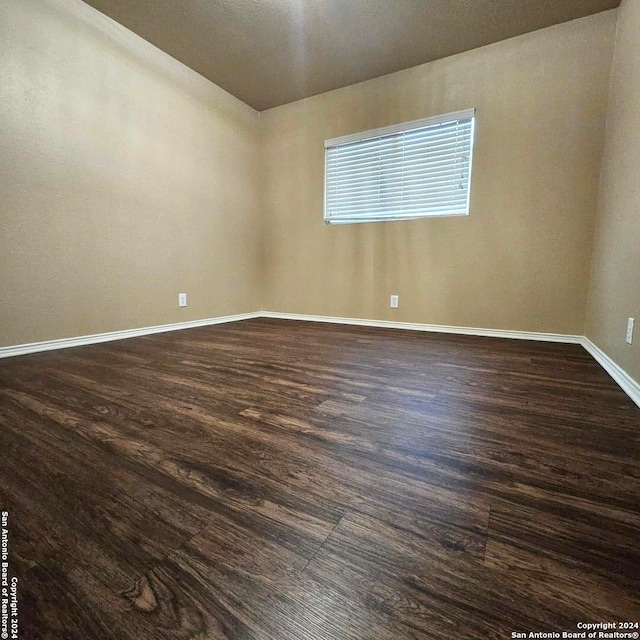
0;0;261;348
261;12;616;334
586;0;640;383
3;0;635;379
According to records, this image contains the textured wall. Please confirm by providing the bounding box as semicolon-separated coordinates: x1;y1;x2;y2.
261;12;616;335
2;2;631;361
586;0;640;383
0;0;261;348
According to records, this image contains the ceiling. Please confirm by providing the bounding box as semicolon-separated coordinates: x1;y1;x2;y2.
82;0;621;111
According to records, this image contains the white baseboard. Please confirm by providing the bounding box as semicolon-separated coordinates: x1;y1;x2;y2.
260;311;583;344
0;312;261;359
581;338;640;409
262;312;639;408
1;310;637;411
0;311;580;360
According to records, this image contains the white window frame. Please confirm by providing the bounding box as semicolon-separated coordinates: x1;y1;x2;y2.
324;108;476;225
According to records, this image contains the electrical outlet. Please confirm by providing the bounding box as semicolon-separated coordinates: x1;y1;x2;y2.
626;317;635;345
390;295;399;309
178;293;187;308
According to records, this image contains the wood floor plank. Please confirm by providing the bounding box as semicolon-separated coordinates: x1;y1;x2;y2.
1;317;639;639
486;497;640;588
303;510;574;639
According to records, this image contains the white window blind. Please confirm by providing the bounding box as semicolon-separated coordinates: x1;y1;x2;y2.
324;108;475;224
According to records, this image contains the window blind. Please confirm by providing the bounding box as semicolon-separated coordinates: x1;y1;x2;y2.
324;108;475;224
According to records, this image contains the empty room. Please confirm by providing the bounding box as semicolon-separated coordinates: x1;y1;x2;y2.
1;0;639;638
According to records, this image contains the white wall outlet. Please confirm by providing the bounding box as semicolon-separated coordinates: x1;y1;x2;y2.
390;295;399;309
626;317;635;344
178;293;187;308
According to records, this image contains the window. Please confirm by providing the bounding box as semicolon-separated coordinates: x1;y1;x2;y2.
324;108;475;225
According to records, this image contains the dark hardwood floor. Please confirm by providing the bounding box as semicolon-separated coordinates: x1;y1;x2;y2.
0;318;639;639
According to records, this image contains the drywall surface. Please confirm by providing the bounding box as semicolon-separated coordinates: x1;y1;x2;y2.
261;12;616;334
80;0;621;110
0;0;261;347
586;0;640;383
